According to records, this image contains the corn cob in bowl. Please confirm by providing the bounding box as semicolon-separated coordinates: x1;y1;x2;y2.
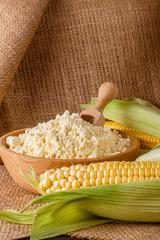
21;160;160;195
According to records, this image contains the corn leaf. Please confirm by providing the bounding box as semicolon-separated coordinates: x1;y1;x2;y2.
30;179;160;239
20;166;45;195
1;178;160;239
124;97;160;112
21;191;86;212
80;98;160;137
30;199;112;240
136;148;160;162
0;209;35;224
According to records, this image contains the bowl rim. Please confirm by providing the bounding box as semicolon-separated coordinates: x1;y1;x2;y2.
0;128;140;163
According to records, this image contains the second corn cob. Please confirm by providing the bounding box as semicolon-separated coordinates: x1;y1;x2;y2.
39;161;160;194
105;121;160;150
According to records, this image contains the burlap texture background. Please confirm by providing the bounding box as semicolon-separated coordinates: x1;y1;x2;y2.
0;0;160;137
0;0;160;239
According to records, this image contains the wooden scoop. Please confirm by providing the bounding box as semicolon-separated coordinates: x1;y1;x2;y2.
80;82;118;126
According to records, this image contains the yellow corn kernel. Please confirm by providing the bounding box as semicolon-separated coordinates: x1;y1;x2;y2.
116;169;122;177
115;176;122;184
64;170;70;178
94;166;100;171
89;178;96;186
124;163;130;169
87;165;94;172
49;173;57;182
44;170;51;178
81;166;87;171
83;180;90;188
39;182;45;190
70;170;77;177
113;164;118;169
42;178;51;188
99;164;106;171
135;162;141;168
133;168;139;176
152;163;157;169
128;177;133;183
155;168;160;177
102;177;109;185
75;164;83;170
107;163;113;170
140;163;146;169
70;165;76;170
128;168;134;177
139;168;145;177
122;176;128;183
109;177;115;184
66;182;72;190
76;170;84;179
68;176;76;183
110;169;116;177
150;168;155;177
133;176;139;182
72;180;80;189
97;170;104;178
57;172;64;180
51;185;57;192
46;188;52;194
147;163;152;169
119;163;124;169
104;170;110;177
90;171;97;179
53;180;60;189
83;172;90;180
145;168;151;178
78;178;83;184
96;178;102;186
60;179;67;188
122;168;128;176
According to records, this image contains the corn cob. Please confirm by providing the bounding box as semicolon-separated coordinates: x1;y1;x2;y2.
105;121;160;150
39;161;160;194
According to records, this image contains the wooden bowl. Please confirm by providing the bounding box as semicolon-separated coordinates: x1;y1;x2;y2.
0;129;140;194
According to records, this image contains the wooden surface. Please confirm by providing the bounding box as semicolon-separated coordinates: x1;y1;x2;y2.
0;129;140;194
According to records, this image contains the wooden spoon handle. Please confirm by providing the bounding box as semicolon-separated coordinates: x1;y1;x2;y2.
94;82;118;113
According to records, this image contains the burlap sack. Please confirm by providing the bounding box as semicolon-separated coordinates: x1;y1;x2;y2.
0;0;159;138
0;0;160;239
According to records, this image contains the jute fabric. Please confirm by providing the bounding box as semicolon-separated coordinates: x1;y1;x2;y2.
0;0;49;105
0;0;160;239
0;0;160;138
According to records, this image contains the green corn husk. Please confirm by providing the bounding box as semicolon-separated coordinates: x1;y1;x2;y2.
0;209;35;225
21;178;160;239
136;144;160;162
1;166;160;240
30;198;110;240
20;166;46;195
80;98;160;137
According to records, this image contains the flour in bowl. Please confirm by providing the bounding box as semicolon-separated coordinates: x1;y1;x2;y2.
6;111;131;159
